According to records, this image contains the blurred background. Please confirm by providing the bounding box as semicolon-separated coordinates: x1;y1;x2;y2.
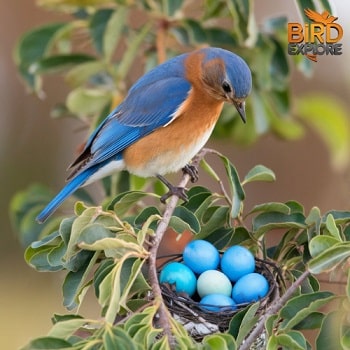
1;1;350;348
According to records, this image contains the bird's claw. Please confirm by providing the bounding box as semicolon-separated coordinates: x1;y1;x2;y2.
160;186;188;204
182;164;199;183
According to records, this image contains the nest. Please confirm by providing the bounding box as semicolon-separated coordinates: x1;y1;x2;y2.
158;254;281;341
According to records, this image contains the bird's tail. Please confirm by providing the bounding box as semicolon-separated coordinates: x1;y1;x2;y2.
36;168;94;224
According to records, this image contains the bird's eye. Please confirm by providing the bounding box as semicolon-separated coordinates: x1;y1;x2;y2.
222;81;232;93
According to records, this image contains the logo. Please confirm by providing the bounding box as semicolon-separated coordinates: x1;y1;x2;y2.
288;9;343;62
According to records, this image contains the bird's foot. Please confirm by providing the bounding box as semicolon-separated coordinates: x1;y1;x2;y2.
160;186;188;204
157;175;188;203
182;164;199;183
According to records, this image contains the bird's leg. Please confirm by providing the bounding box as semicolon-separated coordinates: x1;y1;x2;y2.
182;163;199;183
157;175;188;203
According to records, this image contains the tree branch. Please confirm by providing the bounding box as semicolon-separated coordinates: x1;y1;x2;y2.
147;148;209;347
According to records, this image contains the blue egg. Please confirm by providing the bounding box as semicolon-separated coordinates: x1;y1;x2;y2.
183;240;220;274
232;273;269;304
200;294;236;312
197;270;232;298
159;262;197;297
221;245;255;282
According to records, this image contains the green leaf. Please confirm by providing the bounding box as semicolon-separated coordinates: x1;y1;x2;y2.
202;333;237;350
130;174;148;191
266;334;279;350
89;8;114;55
134;207;161;228
200;158;220;181
9;184;59;247
293;312;325;330
77;223;115;245
181;19;207;43
341;326;350;349
103;7;128;62
243;165;276;185
101;257;146;323
248;202;291;216
115;23;152;81
205;227;235;250
269;38;289;90
163;0;184;16
21;337;72;350
59;217;75;246
308;242;350;274
64;207;99;260
65;60;107;87
14;22;67;89
31;231;60;249
316;310;343;350
191;193;219;221
219;154;245;218
47;241;67;268
275;331;306;350
295;0;316;23
323;210;350;224
152;336;171;350
325;213;342;240
279;291;334;330
296;94;350;169
29;54;95;74
306;206;321;225
104;326;143;350
169;206;201;234
309;235;341;258
234;303;260;346
79;237;146;258
318;0;333;12
208;27;237;46
292;270;320;294
109;191;158;217
62;251;99;310
51;313;83;324
228;0;253;43
250;90;269;134
48;318;91;339
252;211;306;238
25;245;63;272
196;206;230;239
94;258;115;298
265;314;279;336
66;87;112;116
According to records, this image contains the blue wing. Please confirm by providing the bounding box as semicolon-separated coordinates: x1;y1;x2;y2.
68;73;191;178
36;56;191;223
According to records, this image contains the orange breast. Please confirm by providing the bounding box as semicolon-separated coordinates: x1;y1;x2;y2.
123;50;225;177
123;89;224;177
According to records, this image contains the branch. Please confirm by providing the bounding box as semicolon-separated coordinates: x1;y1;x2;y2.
147;148;209;347
156;19;168;64
239;269;311;350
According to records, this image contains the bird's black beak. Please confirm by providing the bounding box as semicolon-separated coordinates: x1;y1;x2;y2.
233;101;246;123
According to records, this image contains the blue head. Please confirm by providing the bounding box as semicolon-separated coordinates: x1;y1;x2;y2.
199;47;252;122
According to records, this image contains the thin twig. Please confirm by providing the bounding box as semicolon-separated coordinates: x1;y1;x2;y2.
147;148;209;348
239;269;311;350
156;19;168;64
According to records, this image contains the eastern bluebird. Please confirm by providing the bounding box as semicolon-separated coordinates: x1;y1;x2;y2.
36;47;252;223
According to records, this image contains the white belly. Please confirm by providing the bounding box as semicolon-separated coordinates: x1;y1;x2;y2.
83;159;126;185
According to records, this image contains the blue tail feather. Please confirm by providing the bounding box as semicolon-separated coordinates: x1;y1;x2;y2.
36;168;94;223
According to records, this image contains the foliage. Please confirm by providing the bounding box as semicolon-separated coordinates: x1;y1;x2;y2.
12;150;350;349
10;0;350;349
13;0;350;159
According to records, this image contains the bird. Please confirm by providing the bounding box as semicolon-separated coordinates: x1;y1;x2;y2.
304;8;338;25
36;47;252;223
